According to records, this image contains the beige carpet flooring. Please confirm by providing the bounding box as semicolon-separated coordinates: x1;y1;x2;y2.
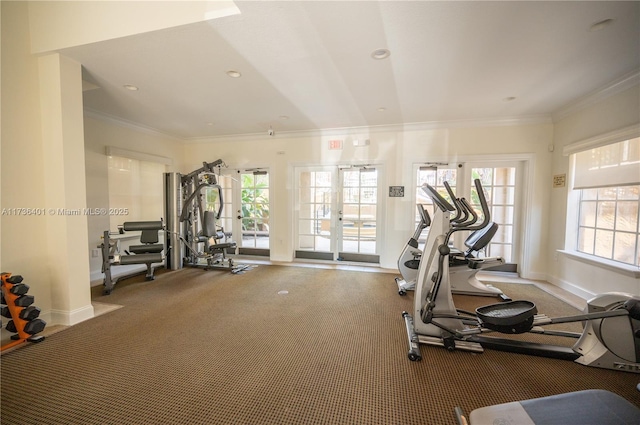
1;265;639;424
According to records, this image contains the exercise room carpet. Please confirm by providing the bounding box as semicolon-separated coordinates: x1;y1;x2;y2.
1;266;639;424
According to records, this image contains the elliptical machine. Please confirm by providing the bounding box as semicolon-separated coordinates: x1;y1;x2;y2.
395;204;431;295
402;179;640;373
395;185;511;301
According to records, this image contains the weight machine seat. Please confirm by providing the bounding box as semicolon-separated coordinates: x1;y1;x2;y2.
129;244;164;254
123;220;163;254
468;389;640;425
119;253;164;265
209;242;236;251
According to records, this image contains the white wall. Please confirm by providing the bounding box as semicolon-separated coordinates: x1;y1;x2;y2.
2;2;96;325
548;84;640;298
84;116;185;281
1;1;52;314
183;121;554;274
28;1;239;54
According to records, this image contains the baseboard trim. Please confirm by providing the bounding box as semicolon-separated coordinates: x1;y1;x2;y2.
49;304;95;326
545;274;595;301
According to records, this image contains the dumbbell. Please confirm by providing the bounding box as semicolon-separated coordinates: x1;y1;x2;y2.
1;305;40;320
1;305;11;318
14;295;34;307
6;275;23;284
5;318;46;335
9;283;29;295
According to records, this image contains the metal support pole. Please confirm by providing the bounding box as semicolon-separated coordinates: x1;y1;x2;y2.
164;172;183;270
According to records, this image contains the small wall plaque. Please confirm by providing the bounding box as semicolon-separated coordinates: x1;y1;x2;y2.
389;186;404;197
553;174;566;188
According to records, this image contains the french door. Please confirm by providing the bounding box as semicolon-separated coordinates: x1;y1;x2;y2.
213;168;270;257
295;165;381;263
413;162;522;263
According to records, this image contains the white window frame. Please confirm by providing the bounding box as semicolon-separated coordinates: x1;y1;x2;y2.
561;124;640;277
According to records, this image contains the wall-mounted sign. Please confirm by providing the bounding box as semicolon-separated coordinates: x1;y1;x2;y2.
553;174;566;188
389;186;404;197
328;139;343;150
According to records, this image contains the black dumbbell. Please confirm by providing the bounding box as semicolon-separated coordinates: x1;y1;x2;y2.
15;295;34;307
0;305;11;318
24;319;46;335
20;306;41;321
9;284;29;295
5;318;46;335
6;275;23;284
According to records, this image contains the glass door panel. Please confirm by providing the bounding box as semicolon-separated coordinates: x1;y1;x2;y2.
338;167;379;262
470;166;517;261
295;165;381;263
239;171;270;255
295;167;335;260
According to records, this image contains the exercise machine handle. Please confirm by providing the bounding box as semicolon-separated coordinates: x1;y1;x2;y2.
422;184;456;213
453;198;478;229
444;182;463;223
462;179;491;231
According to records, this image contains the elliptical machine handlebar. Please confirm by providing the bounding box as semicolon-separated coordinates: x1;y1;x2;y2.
455;179;491;232
453;198;478;229
443;182;465;223
421;185;456;212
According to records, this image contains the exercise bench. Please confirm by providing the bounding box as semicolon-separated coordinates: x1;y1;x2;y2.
455;389;640;425
99;221;165;295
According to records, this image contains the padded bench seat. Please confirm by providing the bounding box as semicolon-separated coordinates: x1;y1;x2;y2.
129;244;164;254
468;389;640;425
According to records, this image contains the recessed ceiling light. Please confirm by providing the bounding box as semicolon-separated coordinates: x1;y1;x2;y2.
123;84;138;91
589;18;615;32
502;96;516;102
279;115;289;120
226;70;242;78
206;122;214;126
378;107;386;112
371;48;390;60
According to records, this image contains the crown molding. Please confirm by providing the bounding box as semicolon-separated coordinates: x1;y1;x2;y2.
83;108;185;142
562;123;640;156
183;115;553;144
553;69;640;122
85;106;550;144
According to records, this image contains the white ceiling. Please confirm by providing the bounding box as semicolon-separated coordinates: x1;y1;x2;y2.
64;1;640;140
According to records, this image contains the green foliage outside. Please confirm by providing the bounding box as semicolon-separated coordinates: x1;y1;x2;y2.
241;174;270;231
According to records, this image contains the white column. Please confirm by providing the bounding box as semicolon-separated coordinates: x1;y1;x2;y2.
38;53;94;325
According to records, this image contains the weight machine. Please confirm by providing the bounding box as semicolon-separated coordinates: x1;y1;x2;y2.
164;160;242;272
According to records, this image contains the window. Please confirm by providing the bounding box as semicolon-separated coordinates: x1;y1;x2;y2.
470;167;516;261
577;186;639;265
569;135;640;267
107;155;166;231
414;162;521;262
415;166;457;245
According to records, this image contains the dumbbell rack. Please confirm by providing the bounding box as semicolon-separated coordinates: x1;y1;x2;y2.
1;272;46;351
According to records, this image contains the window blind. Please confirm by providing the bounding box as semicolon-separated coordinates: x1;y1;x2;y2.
573;137;640;189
